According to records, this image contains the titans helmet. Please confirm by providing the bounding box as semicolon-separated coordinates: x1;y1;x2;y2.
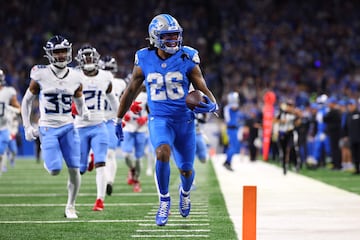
75;44;100;71
43;35;72;68
148;14;183;54
98;55;118;73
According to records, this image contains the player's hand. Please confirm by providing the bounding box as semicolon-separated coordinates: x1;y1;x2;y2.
115;118;124;141
25;126;39;141
136;116;147;126
193;95;218;113
83;110;91;121
130;101;142;114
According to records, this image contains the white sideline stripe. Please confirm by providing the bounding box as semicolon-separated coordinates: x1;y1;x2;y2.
0;203;154;207
0;219;209;224
136;229;210;232
0;220;152;224
0;193;158;197
131;235;209;238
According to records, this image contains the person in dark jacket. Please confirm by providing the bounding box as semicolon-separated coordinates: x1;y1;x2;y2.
323;97;342;170
344;99;360;175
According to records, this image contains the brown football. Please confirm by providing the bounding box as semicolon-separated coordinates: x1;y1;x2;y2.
186;90;205;110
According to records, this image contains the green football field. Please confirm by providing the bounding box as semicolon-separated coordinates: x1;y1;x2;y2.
0;157;237;240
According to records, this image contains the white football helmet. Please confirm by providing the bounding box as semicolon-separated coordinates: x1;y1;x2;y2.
75;45;100;71
43;35;72;68
98;55;118;73
316;94;328;104
227;91;239;108
0;69;5;85
148;14;183;54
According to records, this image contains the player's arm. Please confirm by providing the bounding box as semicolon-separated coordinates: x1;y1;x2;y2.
188;65;218;114
8;94;21;114
117;65;144;119
73;84;90;119
106;82;119;111
188;65;217;103
21;80;40;140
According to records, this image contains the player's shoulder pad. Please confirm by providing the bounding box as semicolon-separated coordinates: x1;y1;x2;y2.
181;46;200;64
135;47;151;65
30;65;47;72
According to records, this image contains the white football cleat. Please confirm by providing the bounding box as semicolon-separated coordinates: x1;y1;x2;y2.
64;206;78;219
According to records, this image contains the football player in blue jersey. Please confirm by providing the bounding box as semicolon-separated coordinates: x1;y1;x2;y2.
115;14;218;226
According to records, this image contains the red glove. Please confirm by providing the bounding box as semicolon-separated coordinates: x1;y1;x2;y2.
130;101;142;114
71;102;78;115
136;116;148;126
123;113;131;122
122;120;126;128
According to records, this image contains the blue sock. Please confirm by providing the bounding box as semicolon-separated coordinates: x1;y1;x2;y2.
156;160;170;195
180;169;195;193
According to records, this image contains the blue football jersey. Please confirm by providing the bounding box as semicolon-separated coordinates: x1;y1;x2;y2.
135;46;200;117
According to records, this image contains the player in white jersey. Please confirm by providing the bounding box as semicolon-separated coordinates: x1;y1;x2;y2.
4;106;20;170
0;69;21;175
122;86;148;192
74;45;119;211
98;55;127;196
21;35;90;219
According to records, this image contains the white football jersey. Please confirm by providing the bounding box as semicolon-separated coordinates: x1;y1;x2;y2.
104;77;127;120
123;91;148;133
6;110;19;135
74;69;113;128
0;86;17;129
31;65;83;128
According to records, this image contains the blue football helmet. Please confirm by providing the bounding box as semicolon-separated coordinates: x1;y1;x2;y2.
148;14;183;54
75;44;100;71
43;35;72;68
0;69;5;85
98;55;118;73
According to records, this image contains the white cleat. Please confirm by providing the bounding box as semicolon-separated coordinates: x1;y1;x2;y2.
64;206;78;219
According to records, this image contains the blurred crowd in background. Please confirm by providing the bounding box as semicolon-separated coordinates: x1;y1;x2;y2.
2;0;360;172
2;0;360;108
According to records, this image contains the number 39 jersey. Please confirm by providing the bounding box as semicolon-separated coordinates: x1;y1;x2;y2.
30;65;84;128
135;46;199;117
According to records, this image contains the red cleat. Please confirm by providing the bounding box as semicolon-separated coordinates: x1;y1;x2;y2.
127;168;135;185
133;181;142;192
92;198;104;211
88;153;94;172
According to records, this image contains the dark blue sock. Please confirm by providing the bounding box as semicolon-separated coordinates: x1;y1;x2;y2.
156;160;170;195
180;169;195;193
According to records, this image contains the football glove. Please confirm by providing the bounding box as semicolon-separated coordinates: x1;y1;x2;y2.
115;118;124;141
124;113;131;122
193;95;218;113
136;116;148;126
130;101;142;114
25;126;39;141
